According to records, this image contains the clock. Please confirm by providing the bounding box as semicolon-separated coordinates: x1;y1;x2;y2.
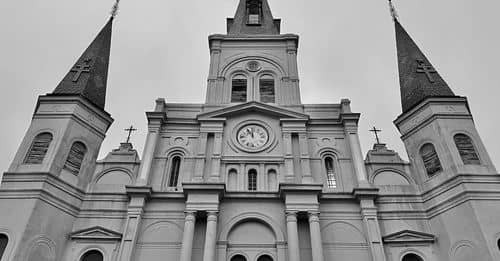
237;124;269;149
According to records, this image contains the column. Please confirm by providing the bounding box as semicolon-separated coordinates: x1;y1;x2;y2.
194;133;208;181
179;211;197;261
347;131;369;185
286;212;300;261
136;128;160;185
308;212;324;261
202;211;218;261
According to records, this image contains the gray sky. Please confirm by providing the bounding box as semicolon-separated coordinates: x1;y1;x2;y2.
1;0;499;174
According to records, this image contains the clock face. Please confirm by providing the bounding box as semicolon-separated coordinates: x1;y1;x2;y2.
237;125;269;149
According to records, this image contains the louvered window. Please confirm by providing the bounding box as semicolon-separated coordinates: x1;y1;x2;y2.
80;250;103;261
325;157;337;188
247;0;262;25
454;134;480;165
64;142;87;175
420;143;442;177
168;156;181;187
248;169;257;191
231;76;247;102
24;133;53;164
260;75;275;103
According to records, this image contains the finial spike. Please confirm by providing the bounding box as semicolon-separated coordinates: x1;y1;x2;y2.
388;0;399;21
111;0;121;18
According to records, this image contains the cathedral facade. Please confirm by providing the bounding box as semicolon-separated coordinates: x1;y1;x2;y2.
1;1;499;261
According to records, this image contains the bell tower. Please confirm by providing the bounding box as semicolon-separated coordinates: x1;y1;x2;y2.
392;18;496;185
0;17;115;261
205;0;301;107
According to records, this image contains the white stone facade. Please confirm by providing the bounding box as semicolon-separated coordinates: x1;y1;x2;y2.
1;1;500;261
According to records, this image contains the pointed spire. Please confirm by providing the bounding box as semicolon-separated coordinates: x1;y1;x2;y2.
50;17;114;110
391;1;456;113
227;0;281;35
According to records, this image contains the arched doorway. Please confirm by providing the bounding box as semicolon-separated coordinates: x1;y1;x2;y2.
257;254;273;261
231;254;247;261
402;253;423;261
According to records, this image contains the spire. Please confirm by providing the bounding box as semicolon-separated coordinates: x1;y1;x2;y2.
227;0;281;35
391;1;456;113
50;17;114;110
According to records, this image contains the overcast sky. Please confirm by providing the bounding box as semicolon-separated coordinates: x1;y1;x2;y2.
1;0;499;175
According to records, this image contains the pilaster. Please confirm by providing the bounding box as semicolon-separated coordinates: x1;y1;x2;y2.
116;186;152;261
353;187;386;261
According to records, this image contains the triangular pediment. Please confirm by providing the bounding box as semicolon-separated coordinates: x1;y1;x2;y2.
198;101;309;121
70;226;122;241
383;230;436;244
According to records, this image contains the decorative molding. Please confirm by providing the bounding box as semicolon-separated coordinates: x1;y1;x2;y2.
382;230;436;244
70;226;122;241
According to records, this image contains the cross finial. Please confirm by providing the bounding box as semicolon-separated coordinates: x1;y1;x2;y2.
111;0;121;18
124;125;137;143
388;0;399;21
370;126;383;144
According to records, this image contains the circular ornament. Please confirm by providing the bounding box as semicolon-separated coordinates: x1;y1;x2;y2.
237;124;269;150
246;61;261;72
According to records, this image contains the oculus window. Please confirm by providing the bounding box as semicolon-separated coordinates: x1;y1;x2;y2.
259;75;275;103
231;75;247;103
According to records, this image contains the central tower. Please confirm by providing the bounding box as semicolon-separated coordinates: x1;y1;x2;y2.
205;0;301;107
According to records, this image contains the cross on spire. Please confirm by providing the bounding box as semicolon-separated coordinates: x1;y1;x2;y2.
370;127;383;144
70;58;92;82
416;59;438;83
124;125;137;143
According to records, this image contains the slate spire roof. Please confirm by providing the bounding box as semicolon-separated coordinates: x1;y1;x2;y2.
227;0;281;35
394;17;456;113
50;18;114;110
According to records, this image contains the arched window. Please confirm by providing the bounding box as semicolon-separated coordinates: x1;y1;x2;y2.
260;75;275;103
64;142;87;175
454;134;480;165
231;75;247;103
420;143;442;177
246;0;262;25
257;255;273;261
402;253;423;261
0;234;8;260
497;238;500;251
168;156;182;187
24;132;53;164
248;169;257;191
325;157;337;188
80;250;103;261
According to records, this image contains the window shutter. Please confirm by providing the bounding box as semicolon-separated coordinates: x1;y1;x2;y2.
454;134;480;165
24;133;53;164
64;142;87;175
420;143;442;176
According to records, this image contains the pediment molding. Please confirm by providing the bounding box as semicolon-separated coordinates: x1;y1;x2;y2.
69;226;122;241
382;230;436;244
198;102;309;121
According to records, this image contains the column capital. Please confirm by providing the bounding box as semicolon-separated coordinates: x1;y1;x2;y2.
285;211;298;220
207;211;219;222
184;211;197;221
308;211;320;223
